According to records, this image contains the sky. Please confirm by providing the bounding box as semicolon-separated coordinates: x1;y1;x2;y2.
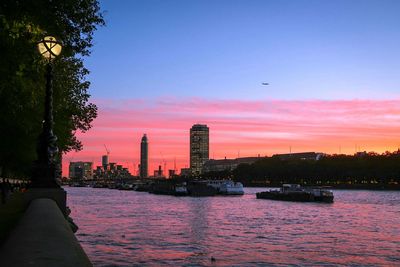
64;0;400;175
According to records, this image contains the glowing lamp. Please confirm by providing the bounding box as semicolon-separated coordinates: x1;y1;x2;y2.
37;36;62;60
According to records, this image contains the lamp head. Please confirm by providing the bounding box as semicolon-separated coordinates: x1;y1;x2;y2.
37;36;62;60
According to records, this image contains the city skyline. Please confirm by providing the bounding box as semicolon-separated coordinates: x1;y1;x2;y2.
63;98;400;175
63;0;400;175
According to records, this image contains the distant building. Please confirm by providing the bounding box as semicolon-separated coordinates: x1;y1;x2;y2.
202;156;262;173
140;134;149;178
355;151;368;158
109;162;116;171
190;124;209;175
95;166;102;175
272;152;324;161
180;168;192;177
93;162;132;180
168;169;176;178
153;165;163;178
69;162;93;180
102;155;109;170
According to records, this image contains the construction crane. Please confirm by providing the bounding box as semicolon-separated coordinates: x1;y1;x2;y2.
174;157;176;172
103;144;110;156
160;152;167;177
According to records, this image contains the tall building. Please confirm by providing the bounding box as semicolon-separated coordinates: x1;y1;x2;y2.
190;124;209;175
102;155;109;169
69;162;93;180
140;134;148;178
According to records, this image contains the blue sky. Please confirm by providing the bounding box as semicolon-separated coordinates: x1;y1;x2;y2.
85;0;400;101
67;0;400;172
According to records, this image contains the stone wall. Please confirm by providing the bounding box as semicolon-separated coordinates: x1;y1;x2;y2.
0;198;92;267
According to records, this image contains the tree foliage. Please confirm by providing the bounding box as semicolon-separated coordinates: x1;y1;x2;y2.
0;0;104;177
232;151;400;187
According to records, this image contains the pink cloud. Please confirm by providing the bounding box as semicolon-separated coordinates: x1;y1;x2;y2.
63;98;400;176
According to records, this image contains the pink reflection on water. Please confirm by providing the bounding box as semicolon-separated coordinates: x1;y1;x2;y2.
67;188;400;266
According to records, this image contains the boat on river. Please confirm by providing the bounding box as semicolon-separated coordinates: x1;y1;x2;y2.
148;180;243;197
174;183;188;196
186;181;218;196
118;183;135;190
207;180;244;195
256;184;334;203
134;182;153;192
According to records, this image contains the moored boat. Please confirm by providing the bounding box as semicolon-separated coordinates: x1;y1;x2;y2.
207;180;244;195
187;181;218;196
174;183;188;196
118;183;135;190
256;184;334;203
134;182;152;192
219;181;244;195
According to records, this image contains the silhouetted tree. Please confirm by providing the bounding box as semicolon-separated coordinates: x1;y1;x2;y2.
0;0;104;177
232;151;400;187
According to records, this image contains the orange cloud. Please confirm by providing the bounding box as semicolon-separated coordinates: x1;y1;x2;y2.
63;98;400;176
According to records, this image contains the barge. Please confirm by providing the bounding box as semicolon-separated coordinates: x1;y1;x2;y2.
256;184;334;203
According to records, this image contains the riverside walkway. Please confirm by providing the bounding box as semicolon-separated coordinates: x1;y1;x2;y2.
0;186;92;267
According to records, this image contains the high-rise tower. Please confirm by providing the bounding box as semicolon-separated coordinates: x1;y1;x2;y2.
190;124;209;176
140;134;148;178
102;155;109;170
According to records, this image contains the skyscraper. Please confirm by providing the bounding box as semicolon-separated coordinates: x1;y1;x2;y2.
190;124;209;176
102;155;109;170
140;134;148;178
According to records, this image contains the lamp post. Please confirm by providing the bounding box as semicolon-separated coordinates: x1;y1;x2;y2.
32;36;62;188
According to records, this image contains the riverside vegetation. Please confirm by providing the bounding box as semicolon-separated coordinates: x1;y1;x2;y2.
0;0;104;178
202;151;400;189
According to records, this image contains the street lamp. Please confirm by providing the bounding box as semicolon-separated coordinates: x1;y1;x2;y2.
32;36;62;188
37;36;62;60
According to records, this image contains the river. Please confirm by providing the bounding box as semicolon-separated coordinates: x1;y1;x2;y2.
66;187;400;266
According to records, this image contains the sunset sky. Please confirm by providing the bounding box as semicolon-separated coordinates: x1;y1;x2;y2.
64;0;400;175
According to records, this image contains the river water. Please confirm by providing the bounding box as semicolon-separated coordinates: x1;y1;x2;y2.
66;187;400;266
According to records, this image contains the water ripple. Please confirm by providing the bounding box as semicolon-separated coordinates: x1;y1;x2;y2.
66;187;400;266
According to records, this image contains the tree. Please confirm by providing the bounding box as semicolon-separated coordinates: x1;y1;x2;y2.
232;152;400;187
0;0;104;177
